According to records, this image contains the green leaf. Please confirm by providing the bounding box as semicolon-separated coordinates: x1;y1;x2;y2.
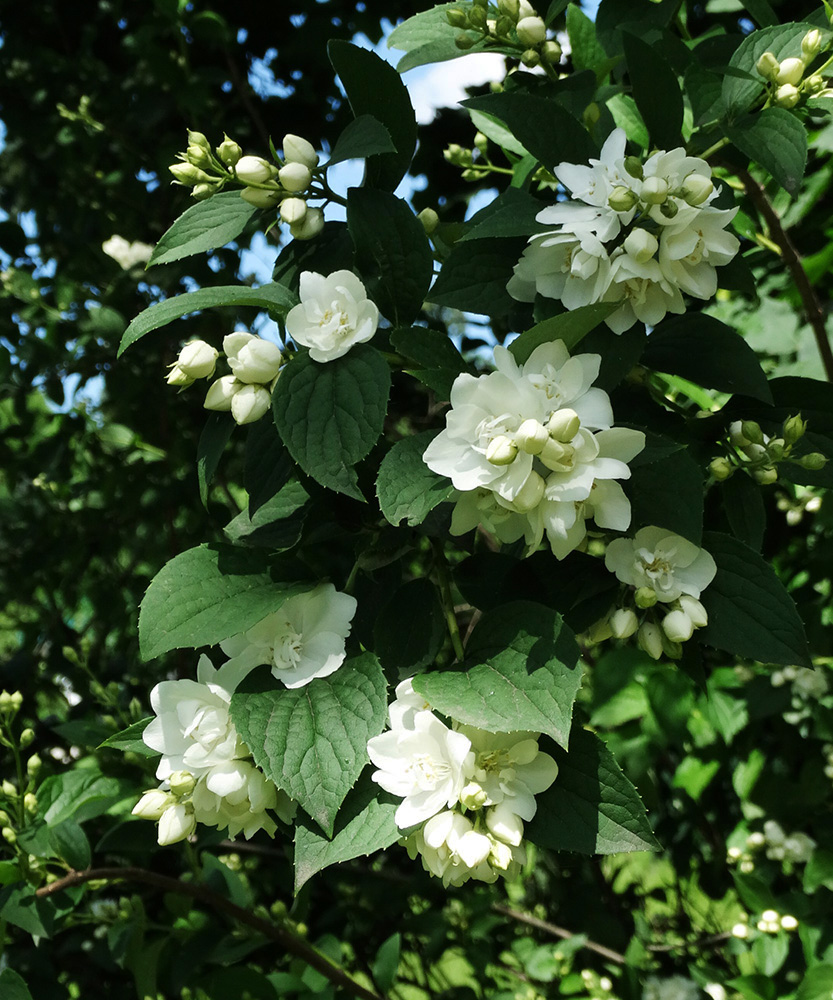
272;346;391;501
372;934;402;994
462;93;595;172
376;431;455;527
148;191;257;267
40;769;127;826
99;717;155;756
328;41;417;190
119;283;299;356
606;94;649;147
468;109;529;158
0;884;55;938
272;222;355;293
414;601;582;749
224;480;309;549
725;108;808;196
0;969;34;1000
566;5;610;77
526;727;659;854
244;418;296;516
685;63;725;126
508;303;621;364
229;653;388;836
628;449;704;545
595;0;680;53
389;326;472;401
426;236;528;318
197;412;235;508
293;775;400;891
327;115;397;167
49;821;91;871
622;31;683;149
461;187;548;243
643;315;773;404
722;473;766;552
347;188;433;326
699;531;811;667
374;578;445;673
387;4;498;73
138;543;314;660
797;965;833;1000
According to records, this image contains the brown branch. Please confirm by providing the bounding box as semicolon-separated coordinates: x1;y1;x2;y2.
646;931;732;954
739;167;833;381
36;867;385;1000
492;904;627;965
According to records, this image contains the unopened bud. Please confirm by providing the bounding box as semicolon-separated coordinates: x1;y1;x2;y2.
290;206;325;240
169;162;212;186
473;131;489;154
174;340;219;381
766;437;786;461
521;48;541;67
547;408;580;442
204;375;241;412
624;155;643;180
26;755;42;777
282;134;318;169
662;609;694;643
538;437;572;472
468;5;488;29
802;29;822;62
460;782;488;810
511;470;545;513
187;129;211;152
741;420;764;444
216;134;242;166
2;780;16;798
186;143;213;169
680;173;714;206
278;162;312;193
495;15;514;36
2;827;16;845
542;40;562;64
516;15;547;46
608;186;638;213
709;457;734;481
515;419;550;455
497;0;520;19
752;465;778;485
417;208;439;235
678;596;708;628
486;435;518;465
660;199;679;219
799;452;828;470
192;183;216;201
638;622;664;660
23;793;37;814
582;102;600;127
132;789;175;822
783;414;806;445
775;83;801;108
587;617;614;644
756;51;780;80
446;8;468;28
624;228;658;263
230;384;272;426
781;914;799;931
610;608;638;640
642;176;669;205
279;197;307;225
455;32;475;50
234;155;277;184
168;771;197;797
241;187;281;209
634;586;658;609
805;73;825;94
19;729;34;749
10;693;22;711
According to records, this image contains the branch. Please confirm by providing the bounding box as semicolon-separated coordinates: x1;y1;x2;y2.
646;931;732;954
739;167;833;381
492;904;627;965
37;867;385;1000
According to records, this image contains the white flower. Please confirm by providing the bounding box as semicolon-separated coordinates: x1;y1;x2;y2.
204;375;242;411
102;235;154;270
142;655;252;781
220;583;357;688
157;801;196;846
231;384;272;425
387;678;433;732
285;270;379;362
367;710;473;828
605;526;717;603
406;810;526;886
191;759;295;839
223;332;282;384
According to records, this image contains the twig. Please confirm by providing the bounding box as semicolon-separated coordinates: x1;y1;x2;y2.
431;540;465;661
739;167;833;381
646;931;732;954
36;867;385;1000
492;904;627;965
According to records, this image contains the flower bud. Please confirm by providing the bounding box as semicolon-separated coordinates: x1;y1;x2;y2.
538;437;572;472
241;187;281;209
186;143;213;169
678;595;708;628
624;155;643;180
634;586;657;609
489;837;514;870
455;32;476;50
801;29;821;62
661;634;683;659
741;420;764;445
756;51;780;80
2;827;16;845
608;186;638;212
547;408;580;442
641;176;669;205
660;199;679;219
587;616;614;644
0;691;11;712
187;129;211;153
752;465;778;485
680;173;714;206
19;729;34;749
175;340;219;381
27;754;41;777
709;457;734;481
804;73;825;94
521;48;541;67
418;208;439;235
282;133;318;169
662;609;694;643
234;155;276;184
777;57;805;84
279;162;312;193
192;183;216;201
280;197;307;225
204;375;242;412
468;5;488;29
290;207;325;240
168;771;197;797
515;419;550;455
610;608;638;640
799;452;828;470
166;364;194;387
624;228;658;263
223;333;283;384
231;384;272;425
495;15;514;36
781;914;799;931
445;7;466;27
582;102;600;127
2;780;17;798
216;134;242;166
775;83;800;108
511;470;545;512
486;806;524;847
486;434;518;465
638;622;664;660
473;131;489;155
498;0;520;19
157;803;196;846
169;162;213;186
0;811;8;826
132;789;174;821
460;782;488;810
23;793;37;814
542;40;562;64
766;436;786;461
729;420;749;448
516;15;547;46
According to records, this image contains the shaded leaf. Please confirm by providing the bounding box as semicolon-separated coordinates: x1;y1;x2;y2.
376;431;454;527
148;191;257;267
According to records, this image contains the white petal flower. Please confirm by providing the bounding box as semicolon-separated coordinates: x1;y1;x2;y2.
223;332;283;384
387;678;433;732
204;375;242;411
605;526;717;602
220;583;357;688
102;234;154;270
174;340;219;381
191;759;295;839
367;710;473;828
132;788;175;821
230;383;272;425
406;809;525;886
157;802;196;846
285;270;379;362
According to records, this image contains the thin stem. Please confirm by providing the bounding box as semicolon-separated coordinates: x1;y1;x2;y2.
739;167;833;381
699;137;730;161
37;867;386;1000
492;905;627;965
431;540;465;661
646;931;732;954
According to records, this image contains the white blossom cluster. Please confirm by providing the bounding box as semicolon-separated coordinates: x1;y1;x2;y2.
507;129;740;333
367;680;558;886
133;584;356;844
728;820;816;872
423;340;645;559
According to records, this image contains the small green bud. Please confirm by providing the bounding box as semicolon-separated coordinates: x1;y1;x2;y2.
186;143;213;169
799;452;828;471
680;173;714;206
766;437;786;461
608;186;638;212
587;616;614;644
23;793;37;814
642;176;669;205
624;155;643;180
468;5;488;29
169;162;212;186
168;770;197;797
805;73;825;94
473;131;489;155
486;435;518;466
446;8;468;28
417;207;439;235
19;729;34;749
2;780;16;798
741;420;764;445
472;0;488;7
634;587;658;609
2;827;16;845
802;29;822;63
271;900;288;921
497;0;520;20
0;811;9;825
186;129;211;153
27;754;42;777
191;183;215;201
582;101;600;127
495;15;515;36
756;51;780;81
295;922;308;937
10;692;22;711
521;48;541;67
216;134;242;166
783;414;807;445
752;465;778;485
455;32;476;50
775;83;801;109
542;39;562;64
709;457;734;481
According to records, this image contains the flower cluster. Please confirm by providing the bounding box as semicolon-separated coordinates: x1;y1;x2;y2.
286;271;380;363
447;0;562;72
133;654;295;844
755;29;830;109
169;130;324;239
709;416;827;485
423;340;645;559
590;527;717;659
508;129;740;333
367;680;558;886
728;819;815;873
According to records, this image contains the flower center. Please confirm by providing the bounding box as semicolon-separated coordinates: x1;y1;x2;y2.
272;623;304;671
408;753;449;790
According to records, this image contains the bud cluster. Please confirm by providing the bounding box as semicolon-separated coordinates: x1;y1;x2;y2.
446;0;561;70
588;591;709;661
166;333;284;426
754;30;832;109
132;770;198;846
728;819;815;875
709;416;827;486
169;130;325;240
